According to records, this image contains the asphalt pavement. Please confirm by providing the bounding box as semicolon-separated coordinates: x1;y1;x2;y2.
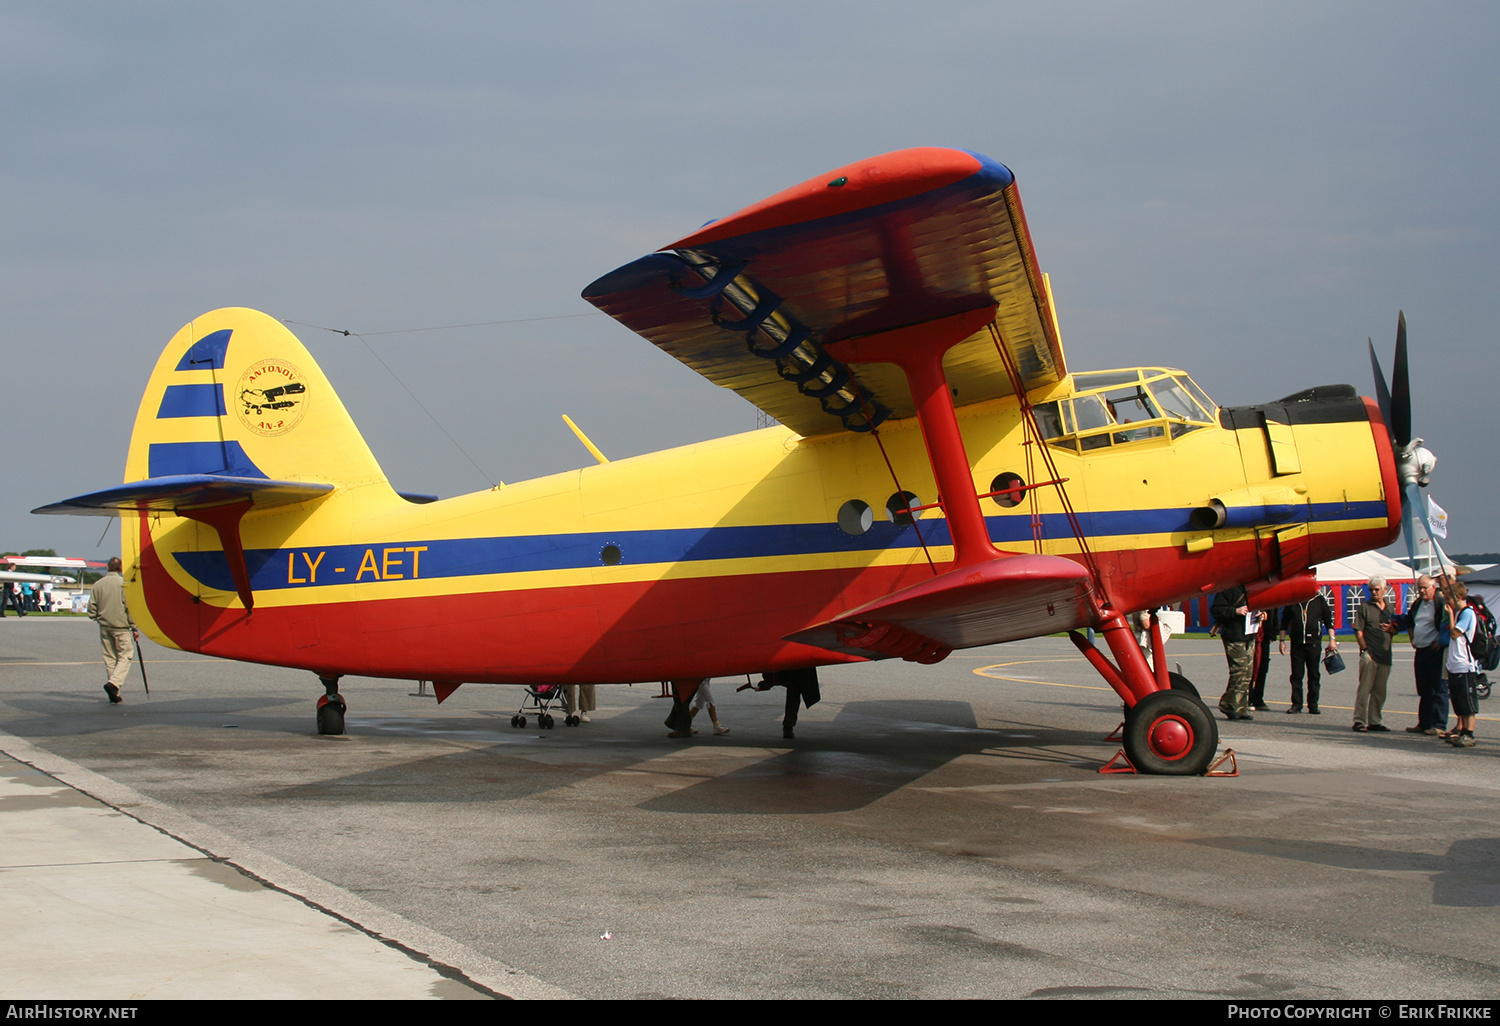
2;615;1497;1000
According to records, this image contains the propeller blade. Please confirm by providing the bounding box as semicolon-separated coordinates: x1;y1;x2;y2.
1401;481;1432;571
1368;338;1393;439
1391;311;1411;447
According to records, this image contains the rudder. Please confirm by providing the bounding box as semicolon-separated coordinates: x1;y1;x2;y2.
125;308;388;490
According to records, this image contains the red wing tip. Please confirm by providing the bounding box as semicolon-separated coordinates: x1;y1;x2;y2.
667;147;988;249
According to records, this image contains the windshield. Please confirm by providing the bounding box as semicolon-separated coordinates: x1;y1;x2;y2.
1032;369;1217;452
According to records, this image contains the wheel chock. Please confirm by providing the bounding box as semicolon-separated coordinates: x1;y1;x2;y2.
1104;720;1124;742
1206;748;1239;777
1101;747;1239;776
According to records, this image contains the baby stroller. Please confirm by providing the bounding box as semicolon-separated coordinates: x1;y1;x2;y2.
510;683;576;729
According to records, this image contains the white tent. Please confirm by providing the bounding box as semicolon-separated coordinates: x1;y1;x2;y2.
1184;550;1418;632
1310;550;1416;630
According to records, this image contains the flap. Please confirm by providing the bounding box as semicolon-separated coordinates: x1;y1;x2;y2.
786;553;1096;660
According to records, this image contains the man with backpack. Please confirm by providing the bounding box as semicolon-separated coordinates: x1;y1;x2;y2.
1445;582;1483;747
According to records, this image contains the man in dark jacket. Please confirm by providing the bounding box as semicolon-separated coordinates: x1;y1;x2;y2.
1392;574;1449;734
1212;585;1258;721
1279;592;1337;714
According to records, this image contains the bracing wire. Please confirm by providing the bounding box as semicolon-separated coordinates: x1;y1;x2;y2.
341;329;497;487
281;311;601;338
277;312;608;488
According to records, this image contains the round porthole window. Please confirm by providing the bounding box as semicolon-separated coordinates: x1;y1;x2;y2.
885;490;920;527
600;544;623;566
990;472;1025;508
837;499;873;536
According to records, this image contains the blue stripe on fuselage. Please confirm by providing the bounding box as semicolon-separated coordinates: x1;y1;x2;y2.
169;500;1388;593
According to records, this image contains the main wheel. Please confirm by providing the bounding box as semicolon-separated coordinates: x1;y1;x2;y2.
1122;690;1218;775
540;714;554;729
316;700;345;736
1476;674;1491;701
513;715;526;728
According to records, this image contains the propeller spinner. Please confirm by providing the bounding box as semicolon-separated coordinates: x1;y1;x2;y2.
1369;311;1439;568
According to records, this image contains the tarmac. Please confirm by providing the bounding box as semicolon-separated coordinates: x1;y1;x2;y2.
2;615;1498;1000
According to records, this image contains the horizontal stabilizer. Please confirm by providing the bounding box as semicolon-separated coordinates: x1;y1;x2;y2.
786;554;1096;661
33;475;333;517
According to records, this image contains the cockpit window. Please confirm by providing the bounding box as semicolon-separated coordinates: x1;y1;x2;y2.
1179;376;1217;417
1032;368;1218;453
1073;370;1143;391
1152;378;1205;422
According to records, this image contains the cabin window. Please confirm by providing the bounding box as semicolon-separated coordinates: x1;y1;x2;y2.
885;491;921;527
990;473;1025;508
838;499;873;536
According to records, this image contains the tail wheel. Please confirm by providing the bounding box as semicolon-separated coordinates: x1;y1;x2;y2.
316;697;346;736
1123;690;1218;775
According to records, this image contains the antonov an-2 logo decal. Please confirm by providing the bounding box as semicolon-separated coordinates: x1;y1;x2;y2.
236;359;308;436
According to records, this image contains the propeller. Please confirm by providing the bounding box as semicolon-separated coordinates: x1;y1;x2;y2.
1368;311;1439;571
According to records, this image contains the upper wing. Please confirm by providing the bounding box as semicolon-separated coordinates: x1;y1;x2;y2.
582;147;1066;437
785;553;1096;662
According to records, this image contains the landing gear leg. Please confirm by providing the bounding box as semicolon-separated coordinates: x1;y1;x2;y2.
1070;612;1219;775
316;675;346;735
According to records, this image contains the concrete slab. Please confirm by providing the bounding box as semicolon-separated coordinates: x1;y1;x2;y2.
0;750;507;999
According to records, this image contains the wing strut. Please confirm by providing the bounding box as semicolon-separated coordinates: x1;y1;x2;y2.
985;322;1107;601
825;304;1001;568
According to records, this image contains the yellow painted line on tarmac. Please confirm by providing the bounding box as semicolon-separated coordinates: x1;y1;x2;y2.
974;659;1112;691
973;658;1500;724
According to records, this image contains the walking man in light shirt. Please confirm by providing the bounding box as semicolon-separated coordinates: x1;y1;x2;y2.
88;557;136;704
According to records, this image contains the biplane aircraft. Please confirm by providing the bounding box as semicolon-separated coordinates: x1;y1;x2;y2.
38;147;1421;774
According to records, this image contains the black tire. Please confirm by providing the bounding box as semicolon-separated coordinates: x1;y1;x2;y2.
1122;690;1218;775
1121;671;1201;717
1167;671;1200;698
565;715;580;727
515;715;526;729
540;714;553;729
1476;675;1491;701
316;701;345;736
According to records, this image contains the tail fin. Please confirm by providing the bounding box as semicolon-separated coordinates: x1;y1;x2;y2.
36;309;392;618
126;308;387;489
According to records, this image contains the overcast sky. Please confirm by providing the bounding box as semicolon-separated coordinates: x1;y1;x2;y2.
4;2;1496;561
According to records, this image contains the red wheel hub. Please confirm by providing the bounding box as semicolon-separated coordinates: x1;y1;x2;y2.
1147;716;1193;759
